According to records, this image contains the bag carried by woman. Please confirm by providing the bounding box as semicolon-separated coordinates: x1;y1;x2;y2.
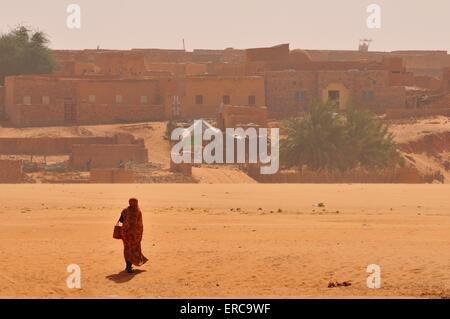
113;221;122;239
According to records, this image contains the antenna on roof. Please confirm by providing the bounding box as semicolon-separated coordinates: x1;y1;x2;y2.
182;39;186;52
358;39;372;52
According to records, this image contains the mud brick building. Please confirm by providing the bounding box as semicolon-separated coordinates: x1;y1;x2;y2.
305;49;450;78
164;76;265;119
3;72;265;126
265;69;406;115
3;75;172;126
2;43;449;126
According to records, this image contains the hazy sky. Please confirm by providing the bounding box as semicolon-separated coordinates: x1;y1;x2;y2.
1;0;449;52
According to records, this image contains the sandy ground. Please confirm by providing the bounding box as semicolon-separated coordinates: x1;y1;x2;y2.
389;116;450;144
0;184;449;299
192;167;256;184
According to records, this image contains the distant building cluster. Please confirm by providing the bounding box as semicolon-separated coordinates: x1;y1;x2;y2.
1;43;450;127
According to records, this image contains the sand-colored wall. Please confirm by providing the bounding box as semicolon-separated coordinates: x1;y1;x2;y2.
76;80;164;124
172;76;265;119
248;166;424;184
0;86;4;120
93;52;147;76
305;49;450;76
70;144;148;170
265;70;405;115
443;68;450;93
76;79;160;106
389;72;415;86
265;70;317;115
4;76;77;126
218;105;268;130
413;76;442;91
0;137;114;156
8;104;66;127
319;70;406;111
73;62;101;76
0;160;23;183
4;75;168;127
246;44;290;62
90;169;135;183
145;63;208;76
76;103;165;125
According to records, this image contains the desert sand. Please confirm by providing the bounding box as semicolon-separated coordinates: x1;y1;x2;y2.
0;184;449;299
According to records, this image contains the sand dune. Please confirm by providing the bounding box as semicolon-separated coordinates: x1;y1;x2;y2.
0;184;449;298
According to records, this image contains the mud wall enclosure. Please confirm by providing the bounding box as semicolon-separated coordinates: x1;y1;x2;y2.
0;160;23;183
90;169;135;183
0;137;114;156
70;144;148;170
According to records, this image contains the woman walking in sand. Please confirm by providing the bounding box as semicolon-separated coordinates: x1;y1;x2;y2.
117;198;148;273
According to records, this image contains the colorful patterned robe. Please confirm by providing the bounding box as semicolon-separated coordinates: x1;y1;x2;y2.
120;207;148;266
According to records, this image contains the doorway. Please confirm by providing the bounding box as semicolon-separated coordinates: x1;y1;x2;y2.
328;90;340;108
64;98;77;124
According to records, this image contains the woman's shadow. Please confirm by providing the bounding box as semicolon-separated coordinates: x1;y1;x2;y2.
105;269;146;284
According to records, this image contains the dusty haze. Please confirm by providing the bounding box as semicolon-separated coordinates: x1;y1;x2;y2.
1;0;449;51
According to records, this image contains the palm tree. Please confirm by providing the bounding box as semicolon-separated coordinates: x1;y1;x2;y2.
344;106;399;168
280;101;348;171
280;102;401;171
